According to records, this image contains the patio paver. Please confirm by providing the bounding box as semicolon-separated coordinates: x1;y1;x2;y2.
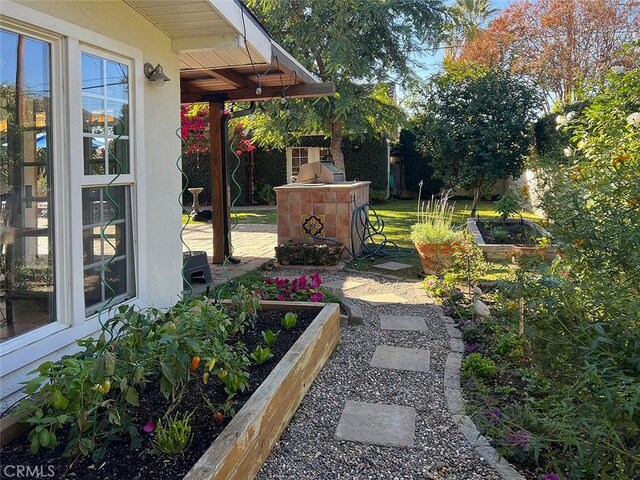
370;345;430;373
322;279;366;290
360;293;408;305
373;261;413;271
379;314;428;331
335;400;416;448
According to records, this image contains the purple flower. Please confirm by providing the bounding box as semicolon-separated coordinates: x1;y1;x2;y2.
482;408;503;424
142;420;155;433
544;475;559;480
298;275;307;289
310;292;324;302
428;279;435;286
310;272;322;288
503;428;530;450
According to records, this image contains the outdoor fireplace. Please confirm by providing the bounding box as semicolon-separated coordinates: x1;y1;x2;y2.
274;161;370;257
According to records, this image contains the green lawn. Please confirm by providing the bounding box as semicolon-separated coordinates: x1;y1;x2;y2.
181;199;537;280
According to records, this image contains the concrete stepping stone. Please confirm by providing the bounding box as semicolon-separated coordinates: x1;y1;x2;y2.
370;345;430;373
360;293;408;305
335;400;416;448
379;315;428;331
322;279;365;291
374;261;412;271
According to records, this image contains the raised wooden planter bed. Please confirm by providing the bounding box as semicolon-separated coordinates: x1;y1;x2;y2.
467;218;558;261
1;301;340;480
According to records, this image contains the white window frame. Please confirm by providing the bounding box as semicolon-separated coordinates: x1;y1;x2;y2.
287;146;328;183
0;2;147;378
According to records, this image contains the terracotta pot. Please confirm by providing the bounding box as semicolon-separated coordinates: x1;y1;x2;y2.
415;242;457;274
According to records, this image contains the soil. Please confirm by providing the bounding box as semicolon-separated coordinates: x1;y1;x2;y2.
1;309;317;480
476;219;539;246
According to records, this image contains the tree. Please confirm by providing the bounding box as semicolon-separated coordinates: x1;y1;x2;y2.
459;0;640;106
444;0;498;61
244;0;445;171
415;65;540;214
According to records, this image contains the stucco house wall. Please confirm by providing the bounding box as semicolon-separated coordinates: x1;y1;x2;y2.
1;0;182;410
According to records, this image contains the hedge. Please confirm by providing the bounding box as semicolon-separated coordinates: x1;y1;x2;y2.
252;148;287;202
393;129;442;196
181;151;251;208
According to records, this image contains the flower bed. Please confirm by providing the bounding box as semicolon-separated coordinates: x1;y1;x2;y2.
0;296;340;479
467;218;557;261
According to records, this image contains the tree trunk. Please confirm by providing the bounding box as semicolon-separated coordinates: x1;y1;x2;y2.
471;187;482;216
329;120;345;172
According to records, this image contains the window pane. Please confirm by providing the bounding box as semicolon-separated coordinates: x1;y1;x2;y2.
83;137;106;175
82;53;104;96
82;53;129;175
82;96;104;134
106;138;129;174
82;186;135;312
106;61;128;100
0;29;54;341
107;100;128;136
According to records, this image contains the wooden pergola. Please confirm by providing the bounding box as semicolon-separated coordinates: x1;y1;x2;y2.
125;0;334;263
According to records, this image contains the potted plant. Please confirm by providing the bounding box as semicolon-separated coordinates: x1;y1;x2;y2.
411;184;464;274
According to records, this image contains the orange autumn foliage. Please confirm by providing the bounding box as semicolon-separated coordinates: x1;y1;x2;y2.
459;0;640;104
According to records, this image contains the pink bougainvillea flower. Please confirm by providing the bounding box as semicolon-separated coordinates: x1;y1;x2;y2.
142;420;155;433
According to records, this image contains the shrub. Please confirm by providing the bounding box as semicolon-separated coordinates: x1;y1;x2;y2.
492;227;510;244
494;190;522;220
462;353;498;380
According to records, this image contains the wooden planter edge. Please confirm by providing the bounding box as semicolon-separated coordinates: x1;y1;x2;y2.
467;218;558;261
0;301;339;453
184;302;340;480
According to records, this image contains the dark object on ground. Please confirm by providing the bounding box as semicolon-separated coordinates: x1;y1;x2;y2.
190;209;213;222
275;242;344;266
182;251;213;290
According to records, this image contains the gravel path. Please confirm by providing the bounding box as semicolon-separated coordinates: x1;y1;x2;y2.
256;270;500;480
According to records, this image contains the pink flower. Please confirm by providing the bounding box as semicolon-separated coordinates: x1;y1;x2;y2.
310;292;324;302
310;272;322;288
142;420;155;433
277;294;285;301
265;277;273;285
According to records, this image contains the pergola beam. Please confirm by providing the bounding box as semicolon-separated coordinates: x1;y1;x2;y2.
181;82;335;104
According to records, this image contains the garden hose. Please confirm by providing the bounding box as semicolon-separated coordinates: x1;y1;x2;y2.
310;198;413;261
176;125;194;298
95;119;125;352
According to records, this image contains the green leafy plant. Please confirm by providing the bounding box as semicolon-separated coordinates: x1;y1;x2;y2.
411;189;464;245
495;190;522;221
281;312;297;330
492;227;510;244
152;412;193;456
250;345;273;365
261;330;279;348
257;184;275;204
462;353;498;380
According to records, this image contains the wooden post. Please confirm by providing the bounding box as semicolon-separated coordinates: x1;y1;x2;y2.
209;102;225;263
